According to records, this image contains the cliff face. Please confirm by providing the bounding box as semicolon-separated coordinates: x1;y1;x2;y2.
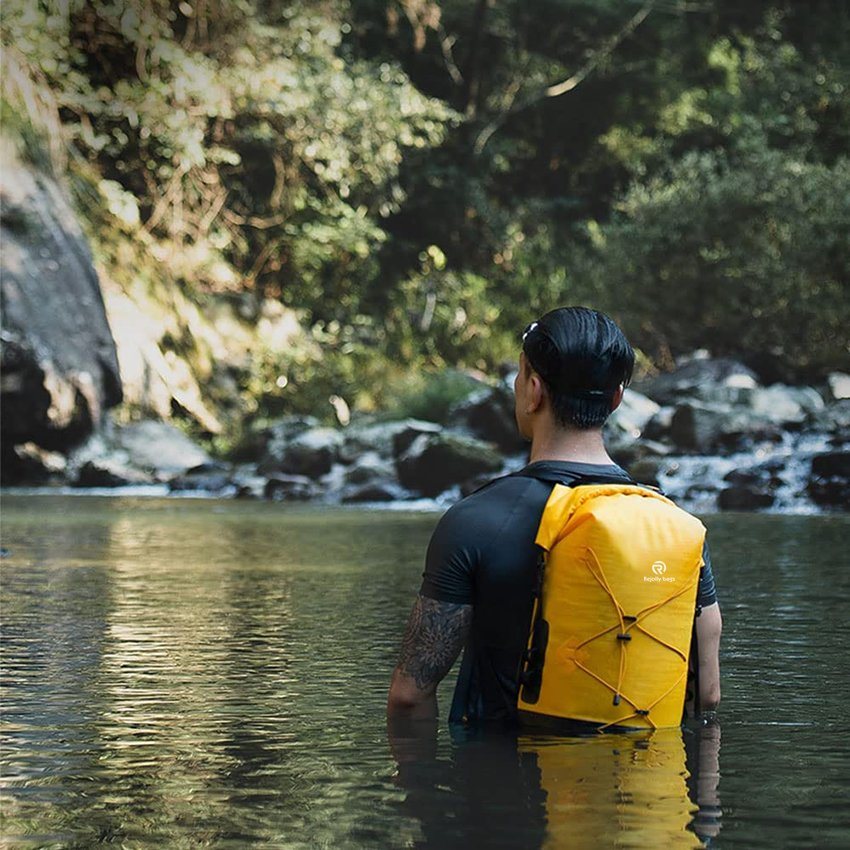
1;141;122;460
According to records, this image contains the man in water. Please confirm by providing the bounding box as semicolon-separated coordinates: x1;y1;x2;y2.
387;306;722;724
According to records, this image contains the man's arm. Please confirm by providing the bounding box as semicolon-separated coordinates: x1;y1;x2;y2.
387;594;472;720
695;601;722;711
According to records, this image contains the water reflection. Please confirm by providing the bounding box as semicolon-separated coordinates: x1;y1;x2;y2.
6;499;849;847
388;720;721;849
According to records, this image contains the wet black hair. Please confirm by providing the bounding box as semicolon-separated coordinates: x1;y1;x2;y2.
521;306;635;429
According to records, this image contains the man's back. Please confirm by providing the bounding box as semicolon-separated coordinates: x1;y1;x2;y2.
422;461;632;722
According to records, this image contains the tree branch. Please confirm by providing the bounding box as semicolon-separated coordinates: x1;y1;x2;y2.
474;0;655;154
437;23;463;86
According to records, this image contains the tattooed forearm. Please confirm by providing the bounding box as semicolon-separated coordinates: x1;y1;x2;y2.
396;595;473;690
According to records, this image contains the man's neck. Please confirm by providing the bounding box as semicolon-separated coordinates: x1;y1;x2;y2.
528;425;614;466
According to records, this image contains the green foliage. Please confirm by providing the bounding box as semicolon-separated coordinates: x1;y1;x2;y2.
583;147;850;375
1;0;454;311
2;0;849;432
383;369;485;424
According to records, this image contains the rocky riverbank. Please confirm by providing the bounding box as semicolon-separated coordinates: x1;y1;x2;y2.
4;356;849;513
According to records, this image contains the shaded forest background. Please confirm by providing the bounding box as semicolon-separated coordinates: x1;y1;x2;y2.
2;0;849;443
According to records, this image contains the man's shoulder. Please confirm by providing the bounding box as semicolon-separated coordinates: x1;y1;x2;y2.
433;462;633;543
433;472;549;540
456;470;551;509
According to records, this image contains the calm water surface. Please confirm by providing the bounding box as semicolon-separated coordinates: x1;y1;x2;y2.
1;496;849;848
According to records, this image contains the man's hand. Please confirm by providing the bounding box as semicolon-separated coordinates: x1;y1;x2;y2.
387;594;472;720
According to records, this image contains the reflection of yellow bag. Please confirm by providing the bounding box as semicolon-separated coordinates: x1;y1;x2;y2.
519;729;698;849
518;484;705;730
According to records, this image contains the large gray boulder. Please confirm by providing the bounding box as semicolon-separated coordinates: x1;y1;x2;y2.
73;459;153;488
718;486;775;510
607;389;661;437
0;145;122;467
258;426;342;478
827;372;850;401
343;451;396;486
717;459;784;510
69;420;211;486
338;418;442;463
807;452;850;509
340;450;407;502
605;389;662;463
668;402;783;453
341;480;408;503
748;385;824;425
820;400;850;435
113;421;211;476
169;462;233;493
396;433;502;497
446;386;525;452
635;358;759;406
264;473;320;501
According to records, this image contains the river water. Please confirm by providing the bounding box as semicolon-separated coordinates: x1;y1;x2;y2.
1;496;848;848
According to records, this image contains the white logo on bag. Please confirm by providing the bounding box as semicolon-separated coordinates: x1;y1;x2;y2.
645;560;675;583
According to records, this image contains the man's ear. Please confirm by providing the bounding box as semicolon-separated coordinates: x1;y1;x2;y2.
527;372;545;414
610;384;625;413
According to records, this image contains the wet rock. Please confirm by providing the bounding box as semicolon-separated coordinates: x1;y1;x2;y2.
827;372;850;401
1;441;67;485
264;473;320;501
607;390;661;437
669;402;783;454
821;400;850;434
636;439;672;458
1;147;122;454
605;390;663;465
339;418;441;463
669;402;730;453
718;485;776;510
228;416;317;463
635;358;758;406
341;480;407;503
73;459;153;488
231;465;267;499
749;385;824;426
66;420;210;485
115;421;211;477
259;427;342;478
807;478;850;509
723;459;784;489
447;386;525;452
344;452;396;486
807;452;850;509
263;415;320;453
612;437;674;471
695;382;758;407
717;460;784;510
396;433;503;497
642;406;676;443
390;420;445;458
628;457;665;488
169;462;232;493
811;452;850;478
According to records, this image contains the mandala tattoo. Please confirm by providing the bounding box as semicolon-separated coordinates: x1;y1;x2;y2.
397;595;473;690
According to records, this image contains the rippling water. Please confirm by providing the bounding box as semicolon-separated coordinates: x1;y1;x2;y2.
1;496;848;848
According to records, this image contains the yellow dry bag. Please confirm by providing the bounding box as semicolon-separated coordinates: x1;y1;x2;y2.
518;484;705;730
